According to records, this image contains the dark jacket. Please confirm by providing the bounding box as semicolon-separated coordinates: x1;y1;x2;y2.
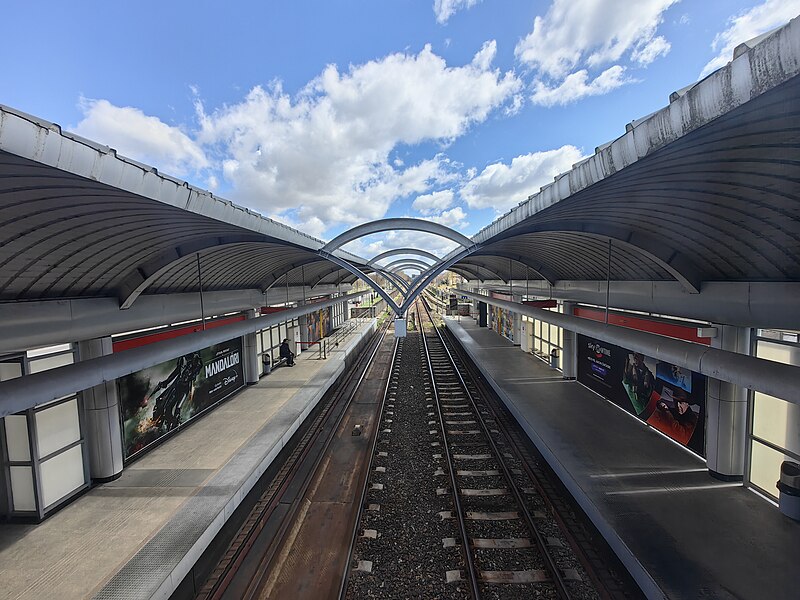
279;341;293;359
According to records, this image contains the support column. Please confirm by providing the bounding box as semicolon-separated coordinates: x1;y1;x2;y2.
299;314;309;353
77;337;123;482
561;301;577;380
478;301;488;327
706;325;750;480
243;309;259;385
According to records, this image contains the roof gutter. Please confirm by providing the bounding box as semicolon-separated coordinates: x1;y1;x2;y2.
456;288;799;405
0;291;365;417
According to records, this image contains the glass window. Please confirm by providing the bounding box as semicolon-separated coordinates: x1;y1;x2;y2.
39;445;85;508
35;398;81;458
28;352;73;374
26;344;72;359
4;415;30;462
750;441;790;499
749;335;800;500
0;361;22;381
9;466;35;511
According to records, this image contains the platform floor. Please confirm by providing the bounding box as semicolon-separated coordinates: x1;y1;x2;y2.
0;319;376;600
445;316;800;600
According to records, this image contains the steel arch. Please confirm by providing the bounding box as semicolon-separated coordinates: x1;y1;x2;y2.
382;258;434;272
367;247;441;267
321;218;474;253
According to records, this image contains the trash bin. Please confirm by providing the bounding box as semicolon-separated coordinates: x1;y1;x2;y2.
549;349;559;369
777;460;800;520
262;355;271;375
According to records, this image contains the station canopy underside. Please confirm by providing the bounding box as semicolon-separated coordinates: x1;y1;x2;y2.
0;145;366;306
0;18;798;311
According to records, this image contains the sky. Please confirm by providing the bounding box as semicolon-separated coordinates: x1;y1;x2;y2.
3;0;799;260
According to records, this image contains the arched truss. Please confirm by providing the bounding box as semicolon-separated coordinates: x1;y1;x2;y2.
367;247;441;267
448;263;504;282
491;222;702;293
307;267;352;289
261;256;339;291
388;263;425;275
382;258;433;272
464;251;556;285
374;268;410;295
321;218;474;253
319;218;477;315
118;235;267;308
320;252;403;314
398;246;476;312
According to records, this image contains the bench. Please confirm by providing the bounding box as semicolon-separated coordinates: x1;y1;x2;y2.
263;355;289;374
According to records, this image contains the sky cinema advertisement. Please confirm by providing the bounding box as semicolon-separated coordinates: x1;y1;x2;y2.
577;334;706;456
118;337;245;459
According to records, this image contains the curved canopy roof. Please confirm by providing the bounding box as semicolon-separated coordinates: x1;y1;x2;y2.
1;19;798;316
0;111;367;306
449;18;800;291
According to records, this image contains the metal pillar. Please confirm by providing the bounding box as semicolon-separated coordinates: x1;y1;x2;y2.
77;337;123;482
478;301;488;327
243;309;259;385
706;325;751;480
560;301;577;379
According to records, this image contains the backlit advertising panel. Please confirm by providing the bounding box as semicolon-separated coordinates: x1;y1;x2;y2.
118;337;245;459
490;305;514;342
577;334;706;455
306;307;331;343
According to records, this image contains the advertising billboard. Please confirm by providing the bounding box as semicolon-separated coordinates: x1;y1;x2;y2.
577;334;706;455
490;305;514;342
306;307;332;343
118;337;245;459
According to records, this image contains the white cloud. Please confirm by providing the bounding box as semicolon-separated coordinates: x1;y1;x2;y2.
700;0;800;77
196;44;518;229
471;40;497;71
434;0;482;24
631;35;671;66
427;206;469;229
515;0;678;77
461;145;585;211
514;0;675;105
531;65;631;107
73;98;208;176
413;190;455;215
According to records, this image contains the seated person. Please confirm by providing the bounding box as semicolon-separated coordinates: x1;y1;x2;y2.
279;338;295;366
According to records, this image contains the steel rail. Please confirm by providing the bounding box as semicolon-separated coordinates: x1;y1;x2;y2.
438;324;617;600
417;299;482;600
200;320;390;600
419;298;573;600
337;328;400;600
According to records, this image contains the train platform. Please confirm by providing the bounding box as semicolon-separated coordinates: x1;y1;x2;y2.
0;319;377;600
444;316;800;600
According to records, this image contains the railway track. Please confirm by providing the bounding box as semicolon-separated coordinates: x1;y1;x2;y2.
344;299;609;600
197;305;635;600
418;299;589;600
195;319;392;600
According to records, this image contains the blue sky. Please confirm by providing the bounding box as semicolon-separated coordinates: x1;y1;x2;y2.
3;0;799;258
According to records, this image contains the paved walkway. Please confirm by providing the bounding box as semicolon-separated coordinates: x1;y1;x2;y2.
445;316;800;600
0;319;376;600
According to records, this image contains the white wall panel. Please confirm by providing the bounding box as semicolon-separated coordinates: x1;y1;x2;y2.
35;398;81;458
40;445;85;508
27;352;73;374
4;415;30;461
9;466;35;511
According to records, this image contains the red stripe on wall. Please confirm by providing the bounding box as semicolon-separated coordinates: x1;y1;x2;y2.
573;307;710;345
523;300;557;309
112;315;246;352
260;306;290;315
